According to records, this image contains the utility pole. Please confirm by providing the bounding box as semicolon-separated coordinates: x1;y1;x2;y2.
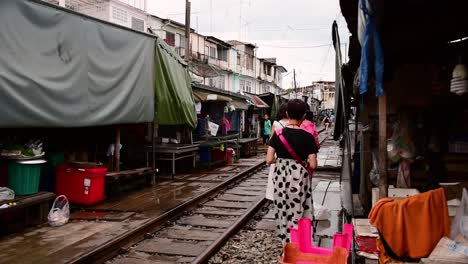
185;0;191;62
293;69;297;98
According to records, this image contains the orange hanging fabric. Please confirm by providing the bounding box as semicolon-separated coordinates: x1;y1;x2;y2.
369;188;450;263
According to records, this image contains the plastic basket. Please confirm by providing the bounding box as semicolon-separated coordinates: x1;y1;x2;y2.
8;160;46;195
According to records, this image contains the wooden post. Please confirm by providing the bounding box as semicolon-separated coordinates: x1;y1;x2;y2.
360;105;372;210
152;124;156;185
378;94;388;198
113;126;121;172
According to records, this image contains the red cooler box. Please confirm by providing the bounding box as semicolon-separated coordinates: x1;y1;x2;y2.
56;164;107;205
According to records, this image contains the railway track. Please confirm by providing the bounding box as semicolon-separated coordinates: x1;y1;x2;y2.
71;131;330;264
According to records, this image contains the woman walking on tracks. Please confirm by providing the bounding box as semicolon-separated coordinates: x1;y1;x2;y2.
266;99;318;243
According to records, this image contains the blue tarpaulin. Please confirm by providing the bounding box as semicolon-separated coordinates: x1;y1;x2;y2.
359;0;384;96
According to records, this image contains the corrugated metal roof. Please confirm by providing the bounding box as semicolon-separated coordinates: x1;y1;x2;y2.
246;94;269;108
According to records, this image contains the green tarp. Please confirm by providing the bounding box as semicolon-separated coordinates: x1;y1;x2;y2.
0;0;154;127
154;39;197;128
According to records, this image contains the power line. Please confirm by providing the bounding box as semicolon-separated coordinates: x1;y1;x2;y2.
319;44;332;74
257;43;330;49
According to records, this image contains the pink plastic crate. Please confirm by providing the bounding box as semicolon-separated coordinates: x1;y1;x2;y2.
289;218;353;258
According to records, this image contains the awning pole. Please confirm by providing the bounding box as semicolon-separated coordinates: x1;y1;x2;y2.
378;94;388;198
152;124;156;185
113;126;121;172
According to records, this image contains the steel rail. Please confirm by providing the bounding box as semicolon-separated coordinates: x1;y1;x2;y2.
191;197;268;264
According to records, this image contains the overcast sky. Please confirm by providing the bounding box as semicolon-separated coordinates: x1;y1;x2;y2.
146;0;349;88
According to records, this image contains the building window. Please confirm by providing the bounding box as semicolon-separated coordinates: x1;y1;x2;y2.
208;76;225;89
209;47;216;59
264;65;272;76
240;79;252;93
217;76;225;89
246;55;253;70
217;46;228;62
131;17;144;31
112;7;127;23
262;84;270;93
165;32;175;47
237;52;241;65
179;35;186;48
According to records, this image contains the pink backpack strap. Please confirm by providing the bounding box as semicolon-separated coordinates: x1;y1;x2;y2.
276;128;303;165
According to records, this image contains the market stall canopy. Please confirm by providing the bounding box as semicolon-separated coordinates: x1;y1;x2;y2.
193;91;232;102
245;94;270;108
230;99;249;110
0;1;154;127
154;38;197;128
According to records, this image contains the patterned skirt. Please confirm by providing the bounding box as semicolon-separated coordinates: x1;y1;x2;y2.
273;158;313;244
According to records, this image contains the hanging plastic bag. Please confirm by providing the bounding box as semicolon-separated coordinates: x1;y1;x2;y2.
0;187;15;202
451;188;468;240
369;153;379;186
396;160;411;188
48;195;70;227
314;203;331;220
208;121;219;136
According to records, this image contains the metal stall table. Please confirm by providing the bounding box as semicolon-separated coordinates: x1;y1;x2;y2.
239;137;259;157
197;134;239;168
147;144;200;178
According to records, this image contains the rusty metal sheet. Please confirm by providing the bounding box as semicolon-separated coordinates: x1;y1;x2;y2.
70;212;135;221
204;200;253;209
157;228;220;241
225;189;261;196
196;207;245;216
216;194;260;202
135;237;211;256
177;215;234;228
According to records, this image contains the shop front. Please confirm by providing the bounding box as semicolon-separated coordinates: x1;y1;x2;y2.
192;84;250;166
338;0;468;262
0;1;194;235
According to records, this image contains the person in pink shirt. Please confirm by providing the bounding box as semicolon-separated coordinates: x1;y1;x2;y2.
300;118;320;149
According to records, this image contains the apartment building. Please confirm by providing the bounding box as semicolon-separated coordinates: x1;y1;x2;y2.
42;0;286;96
43;0;147;32
147;16;190;58
299;81;336;110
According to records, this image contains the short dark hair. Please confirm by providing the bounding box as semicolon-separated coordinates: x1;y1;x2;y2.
277;103;288;120
287;99;307;120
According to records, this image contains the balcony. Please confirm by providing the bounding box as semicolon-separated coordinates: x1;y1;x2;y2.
175;47;186;58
